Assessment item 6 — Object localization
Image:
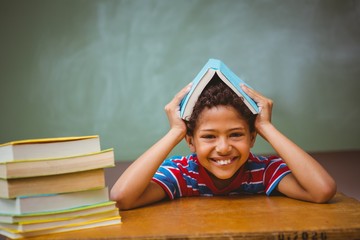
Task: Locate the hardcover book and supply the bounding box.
[0,136,101,163]
[180,59,259,120]
[0,149,114,179]
[0,206,120,233]
[0,135,121,239]
[0,201,117,224]
[0,169,105,198]
[0,216,121,239]
[0,187,110,216]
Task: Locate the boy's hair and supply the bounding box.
[186,75,256,136]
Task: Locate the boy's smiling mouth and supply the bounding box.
[210,157,238,166]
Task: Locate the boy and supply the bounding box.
[110,78,336,210]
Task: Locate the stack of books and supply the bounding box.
[0,135,120,239]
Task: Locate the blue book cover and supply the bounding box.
[180,59,259,120]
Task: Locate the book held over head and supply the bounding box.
[180,58,259,120]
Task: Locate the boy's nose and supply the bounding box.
[215,138,232,155]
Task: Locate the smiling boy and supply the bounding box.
[110,78,336,210]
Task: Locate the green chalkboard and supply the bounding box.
[1,0,359,161]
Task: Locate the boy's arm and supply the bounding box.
[242,85,337,203]
[110,84,192,210]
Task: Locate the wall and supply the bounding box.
[1,0,359,161]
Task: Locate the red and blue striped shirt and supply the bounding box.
[152,153,291,200]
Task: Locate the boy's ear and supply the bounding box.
[185,135,196,152]
[250,132,257,148]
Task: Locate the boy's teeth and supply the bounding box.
[217,159,231,165]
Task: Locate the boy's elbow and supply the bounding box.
[110,187,134,210]
[109,187,120,202]
[313,180,337,203]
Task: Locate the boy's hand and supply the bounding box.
[242,85,336,204]
[164,83,192,137]
[111,82,192,210]
[241,84,273,133]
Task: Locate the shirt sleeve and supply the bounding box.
[263,157,291,195]
[151,159,185,200]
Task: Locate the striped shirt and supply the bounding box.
[152,153,291,200]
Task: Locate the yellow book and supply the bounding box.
[0,201,117,224]
[0,207,120,232]
[0,216,121,239]
[0,169,105,198]
[0,149,114,179]
[0,135,101,163]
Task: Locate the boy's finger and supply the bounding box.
[174,82,192,103]
[241,84,264,102]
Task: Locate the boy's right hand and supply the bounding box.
[164,83,192,137]
[111,82,192,210]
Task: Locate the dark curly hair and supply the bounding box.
[186,74,256,136]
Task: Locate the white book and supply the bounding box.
[0,135,101,163]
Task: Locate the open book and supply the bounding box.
[180,59,259,120]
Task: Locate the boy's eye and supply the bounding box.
[201,134,216,139]
[230,132,244,138]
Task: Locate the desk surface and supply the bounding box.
[15,193,360,239]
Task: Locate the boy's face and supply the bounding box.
[186,105,256,184]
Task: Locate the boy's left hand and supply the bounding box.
[242,85,336,204]
[241,84,273,132]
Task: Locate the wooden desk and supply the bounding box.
[7,193,360,239]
